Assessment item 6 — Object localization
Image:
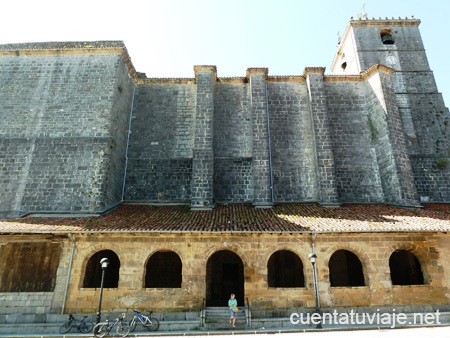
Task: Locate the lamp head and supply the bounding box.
[100,257,110,269]
[308,252,317,263]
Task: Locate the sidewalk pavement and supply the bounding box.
[0,309,449,338]
[0,321,449,338]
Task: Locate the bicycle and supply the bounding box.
[59,314,93,334]
[129,309,160,332]
[92,313,130,337]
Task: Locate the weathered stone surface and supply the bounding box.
[1,232,445,314]
[2,17,450,217]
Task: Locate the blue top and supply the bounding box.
[228,298,237,309]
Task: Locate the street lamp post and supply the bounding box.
[96,257,110,325]
[308,252,322,329]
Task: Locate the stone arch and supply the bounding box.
[260,243,304,266]
[80,243,119,269]
[383,242,429,279]
[322,243,374,277]
[329,249,365,287]
[267,250,305,287]
[260,242,313,287]
[82,249,120,288]
[143,247,184,266]
[389,249,425,285]
[388,242,425,257]
[205,249,244,306]
[145,250,182,288]
[203,243,249,266]
[380,28,394,45]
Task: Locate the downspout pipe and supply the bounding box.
[265,83,275,204]
[121,84,136,201]
[61,234,76,314]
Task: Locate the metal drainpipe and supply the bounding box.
[265,83,275,204]
[121,84,136,201]
[61,234,76,314]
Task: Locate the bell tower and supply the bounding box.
[331,15,450,202]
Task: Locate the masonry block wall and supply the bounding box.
[40,232,449,313]
[191,66,216,209]
[1,17,450,217]
[267,80,318,202]
[126,66,422,208]
[214,81,253,202]
[0,42,134,218]
[332,18,450,203]
[326,78,384,203]
[365,68,419,206]
[124,81,196,202]
[1,218,449,315]
[305,68,340,205]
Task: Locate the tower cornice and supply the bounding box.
[349,17,420,28]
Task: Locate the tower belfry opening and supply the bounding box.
[381,29,395,44]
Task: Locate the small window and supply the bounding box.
[329,250,365,287]
[145,251,182,288]
[268,250,305,287]
[341,62,347,70]
[380,29,394,45]
[389,250,424,285]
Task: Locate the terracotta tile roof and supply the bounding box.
[0,203,449,234]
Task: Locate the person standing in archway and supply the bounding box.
[228,293,238,327]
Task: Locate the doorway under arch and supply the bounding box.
[206,250,244,306]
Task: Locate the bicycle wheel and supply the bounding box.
[59,322,72,334]
[128,318,137,332]
[93,322,108,338]
[80,321,94,333]
[145,317,160,331]
[116,322,130,337]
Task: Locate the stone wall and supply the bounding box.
[268,81,318,202]
[332,19,450,203]
[123,82,196,202]
[2,18,450,218]
[326,80,383,203]
[0,293,54,315]
[214,82,253,202]
[0,44,134,217]
[191,67,216,209]
[126,66,423,207]
[2,231,444,314]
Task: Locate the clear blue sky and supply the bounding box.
[1,0,449,105]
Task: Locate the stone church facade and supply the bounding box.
[0,17,450,319]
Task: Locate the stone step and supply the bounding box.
[204,306,247,313]
[201,306,249,330]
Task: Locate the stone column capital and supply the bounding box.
[303,67,326,77]
[246,68,268,79]
[194,65,217,80]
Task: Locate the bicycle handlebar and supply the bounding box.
[132,309,152,315]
